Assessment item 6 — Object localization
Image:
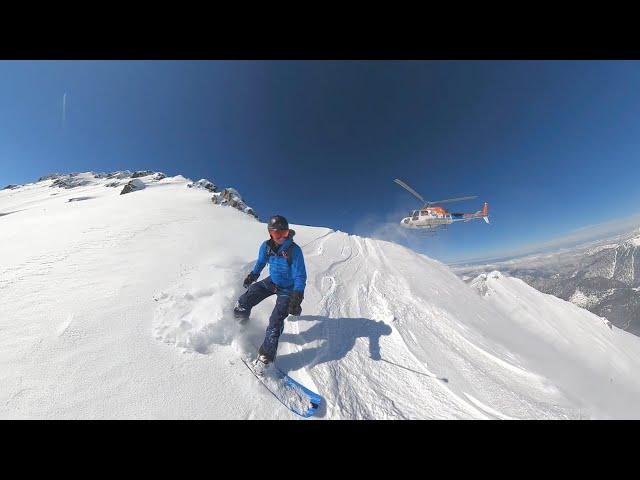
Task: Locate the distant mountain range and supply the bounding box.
[453,228,640,336]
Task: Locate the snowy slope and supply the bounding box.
[469,272,640,419]
[452,228,640,335]
[3,172,640,419]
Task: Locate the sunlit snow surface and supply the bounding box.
[3,173,640,419]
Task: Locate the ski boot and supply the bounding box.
[253,347,273,377]
[233,301,249,325]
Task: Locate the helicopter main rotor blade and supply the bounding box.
[427,195,478,205]
[394,178,426,204]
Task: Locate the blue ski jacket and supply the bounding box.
[251,236,306,293]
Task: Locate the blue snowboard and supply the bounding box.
[241,356,322,418]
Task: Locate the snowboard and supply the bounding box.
[241,354,321,418]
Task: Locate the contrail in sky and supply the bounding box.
[62,92,67,127]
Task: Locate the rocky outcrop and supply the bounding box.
[108,170,164,183]
[120,178,146,195]
[211,187,257,219]
[37,173,63,182]
[187,178,217,193]
[50,174,92,189]
[131,170,155,178]
[3,184,20,190]
[106,171,132,180]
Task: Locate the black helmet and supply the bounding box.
[268,215,289,231]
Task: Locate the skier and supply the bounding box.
[234,215,306,374]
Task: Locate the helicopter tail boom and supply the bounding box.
[453,202,489,223]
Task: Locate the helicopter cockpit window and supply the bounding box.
[412,210,419,220]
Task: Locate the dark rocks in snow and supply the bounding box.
[214,187,240,201]
[108,169,160,180]
[131,170,155,178]
[107,170,132,179]
[187,178,217,193]
[182,176,257,220]
[31,170,258,221]
[37,173,63,182]
[120,178,146,195]
[211,187,258,220]
[3,184,20,190]
[50,175,92,189]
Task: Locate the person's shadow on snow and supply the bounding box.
[276,315,392,373]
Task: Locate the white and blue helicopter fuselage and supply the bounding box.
[400,204,489,229]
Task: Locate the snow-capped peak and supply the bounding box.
[626,234,640,247]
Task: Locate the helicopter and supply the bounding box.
[394,178,489,230]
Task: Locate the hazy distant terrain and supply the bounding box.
[453,228,640,335]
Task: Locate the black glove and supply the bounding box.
[288,291,303,316]
[243,272,259,289]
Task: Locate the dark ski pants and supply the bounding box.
[236,277,291,362]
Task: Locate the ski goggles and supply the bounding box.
[269,229,289,239]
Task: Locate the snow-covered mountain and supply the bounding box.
[3,171,640,419]
[453,228,640,336]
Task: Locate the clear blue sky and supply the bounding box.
[2,60,640,263]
